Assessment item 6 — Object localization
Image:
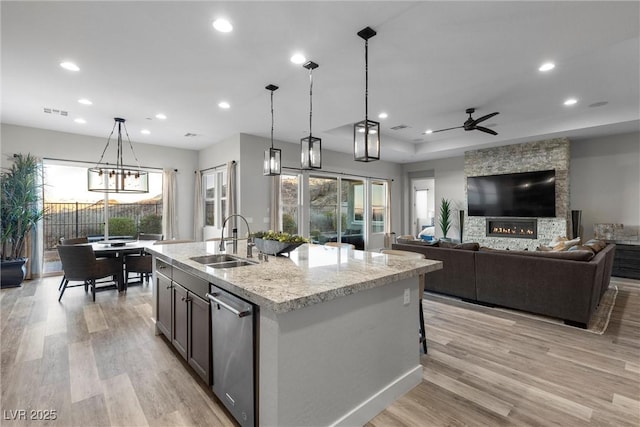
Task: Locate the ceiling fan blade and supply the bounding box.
[472,112,499,125]
[474,126,498,136]
[431,125,463,133]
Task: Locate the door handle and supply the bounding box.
[206,292,252,318]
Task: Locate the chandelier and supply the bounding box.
[87,117,149,193]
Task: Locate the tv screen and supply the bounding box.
[467,170,556,217]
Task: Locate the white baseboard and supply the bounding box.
[330,364,423,427]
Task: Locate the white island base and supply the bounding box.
[258,277,422,426]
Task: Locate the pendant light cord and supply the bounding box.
[309,68,313,137]
[364,38,369,121]
[270,90,275,149]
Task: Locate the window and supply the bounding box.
[371,181,387,233]
[280,174,300,235]
[204,168,227,227]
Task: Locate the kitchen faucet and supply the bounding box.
[219,214,254,258]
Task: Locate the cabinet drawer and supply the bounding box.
[156,259,172,279]
[173,266,209,299]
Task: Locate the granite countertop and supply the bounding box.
[146,241,442,314]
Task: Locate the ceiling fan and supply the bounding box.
[431,108,500,135]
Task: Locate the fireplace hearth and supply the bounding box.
[486,219,537,239]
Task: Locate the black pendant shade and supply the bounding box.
[264,84,281,176]
[354,26,380,162]
[301,61,322,170]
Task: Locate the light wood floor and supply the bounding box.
[1,276,638,426]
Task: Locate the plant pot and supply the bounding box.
[1,258,27,288]
[254,238,303,256]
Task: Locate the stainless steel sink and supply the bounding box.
[190,254,258,268]
[207,260,258,268]
[190,254,239,264]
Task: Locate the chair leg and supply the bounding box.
[58,275,66,291]
[91,280,96,302]
[58,279,69,302]
[419,299,427,354]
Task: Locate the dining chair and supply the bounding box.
[57,244,122,302]
[124,233,164,287]
[381,249,428,354]
[57,236,89,291]
[324,242,355,250]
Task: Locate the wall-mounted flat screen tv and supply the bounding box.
[467,170,556,217]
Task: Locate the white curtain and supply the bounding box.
[270,175,280,231]
[193,170,203,241]
[162,168,178,239]
[226,161,237,235]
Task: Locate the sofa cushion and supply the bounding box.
[584,239,606,253]
[480,247,594,261]
[437,241,480,251]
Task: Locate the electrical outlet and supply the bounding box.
[403,288,410,305]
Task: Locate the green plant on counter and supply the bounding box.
[252,230,309,243]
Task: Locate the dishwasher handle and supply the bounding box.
[206,292,252,318]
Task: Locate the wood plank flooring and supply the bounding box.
[2,275,639,426]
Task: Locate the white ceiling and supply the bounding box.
[2,1,639,164]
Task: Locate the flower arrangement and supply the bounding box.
[252,231,308,255]
[252,230,309,244]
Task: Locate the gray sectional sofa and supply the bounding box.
[392,241,616,327]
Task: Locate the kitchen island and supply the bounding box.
[146,241,442,427]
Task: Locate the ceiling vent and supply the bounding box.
[184,133,199,137]
[390,124,410,131]
[43,107,68,116]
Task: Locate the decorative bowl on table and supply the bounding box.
[252,231,308,256]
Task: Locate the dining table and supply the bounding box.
[91,239,158,291]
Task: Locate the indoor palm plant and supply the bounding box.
[1,153,45,287]
[438,198,452,240]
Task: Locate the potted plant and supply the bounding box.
[1,153,45,287]
[252,230,309,256]
[438,198,452,240]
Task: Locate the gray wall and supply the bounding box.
[403,131,640,244]
[1,124,199,240]
[570,132,640,240]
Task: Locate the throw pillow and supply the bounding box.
[549,235,568,247]
[563,237,581,250]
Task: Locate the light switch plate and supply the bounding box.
[403,288,410,305]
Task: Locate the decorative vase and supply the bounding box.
[0,258,27,288]
[254,238,303,256]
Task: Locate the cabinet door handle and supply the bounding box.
[206,293,252,318]
[166,285,172,290]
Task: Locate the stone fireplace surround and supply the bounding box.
[463,139,570,250]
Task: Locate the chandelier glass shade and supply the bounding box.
[354,26,380,162]
[87,117,149,193]
[301,61,321,170]
[264,84,281,176]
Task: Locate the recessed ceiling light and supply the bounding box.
[218,101,230,109]
[155,113,167,120]
[564,98,578,106]
[425,129,433,134]
[378,112,388,119]
[212,18,233,33]
[539,62,555,72]
[141,129,151,135]
[74,118,86,124]
[290,53,306,64]
[78,98,92,105]
[60,61,80,71]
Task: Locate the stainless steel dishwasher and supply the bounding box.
[206,285,255,427]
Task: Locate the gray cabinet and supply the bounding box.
[171,283,189,360]
[155,261,211,385]
[156,260,172,338]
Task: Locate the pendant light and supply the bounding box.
[353,26,380,162]
[301,61,321,169]
[263,84,281,176]
[87,117,149,193]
